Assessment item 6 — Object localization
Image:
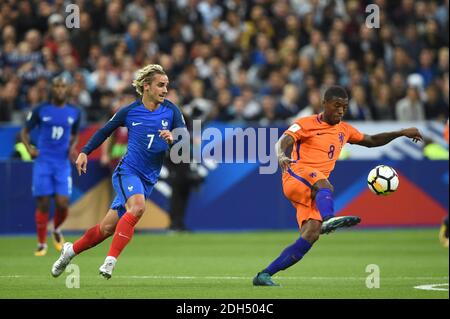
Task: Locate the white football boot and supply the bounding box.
[99,256,117,279]
[51,242,75,277]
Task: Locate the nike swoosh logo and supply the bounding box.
[118,232,130,239]
[132,122,143,126]
[42,117,52,121]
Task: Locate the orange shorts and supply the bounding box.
[282,166,327,229]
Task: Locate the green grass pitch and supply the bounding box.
[0,229,448,299]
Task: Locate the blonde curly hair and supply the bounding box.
[132,64,166,96]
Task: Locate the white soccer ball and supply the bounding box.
[367,165,399,196]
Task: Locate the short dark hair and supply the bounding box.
[324,85,348,101]
[52,76,68,85]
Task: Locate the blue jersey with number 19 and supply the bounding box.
[81,99,186,184]
[26,103,81,161]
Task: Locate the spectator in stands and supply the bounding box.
[424,84,449,120]
[275,84,300,120]
[372,84,396,121]
[0,0,448,126]
[290,88,322,120]
[347,85,373,121]
[417,48,438,87]
[258,95,278,126]
[0,79,19,122]
[396,86,426,121]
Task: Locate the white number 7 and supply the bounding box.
[147,134,155,149]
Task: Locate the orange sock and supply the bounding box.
[73,224,107,254]
[107,212,139,258]
[35,210,48,244]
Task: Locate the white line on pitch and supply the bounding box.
[0,275,448,281]
[414,283,449,291]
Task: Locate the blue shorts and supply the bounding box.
[110,170,154,217]
[32,158,72,197]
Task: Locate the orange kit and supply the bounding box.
[282,114,364,228]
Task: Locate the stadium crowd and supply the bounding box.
[0,0,448,126]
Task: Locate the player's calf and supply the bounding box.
[314,187,335,221]
[301,219,321,243]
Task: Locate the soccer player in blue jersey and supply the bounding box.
[20,77,81,256]
[51,64,187,279]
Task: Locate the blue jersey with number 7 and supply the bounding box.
[82,99,186,184]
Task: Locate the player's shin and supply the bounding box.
[107,212,140,258]
[35,210,49,245]
[263,237,313,276]
[53,207,68,231]
[315,188,335,220]
[73,224,108,254]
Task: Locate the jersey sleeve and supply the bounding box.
[71,108,81,135]
[171,104,186,130]
[25,106,42,130]
[345,123,364,144]
[81,106,129,155]
[283,120,308,142]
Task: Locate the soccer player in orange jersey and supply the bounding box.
[253,85,423,286]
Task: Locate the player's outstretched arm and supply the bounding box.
[20,127,39,158]
[69,134,79,162]
[75,152,88,175]
[355,127,423,148]
[275,134,296,173]
[78,107,128,174]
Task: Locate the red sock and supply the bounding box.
[35,210,49,244]
[108,212,139,258]
[73,224,107,254]
[53,207,68,230]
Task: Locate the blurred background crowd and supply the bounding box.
[0,0,448,127]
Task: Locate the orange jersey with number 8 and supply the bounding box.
[284,114,364,178]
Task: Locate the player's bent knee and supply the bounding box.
[303,230,320,244]
[313,183,334,193]
[101,224,116,237]
[130,203,146,217]
[37,198,50,212]
[301,220,322,243]
[37,205,50,213]
[55,203,69,211]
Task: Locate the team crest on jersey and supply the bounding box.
[338,132,345,146]
[161,119,168,129]
[68,116,74,125]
